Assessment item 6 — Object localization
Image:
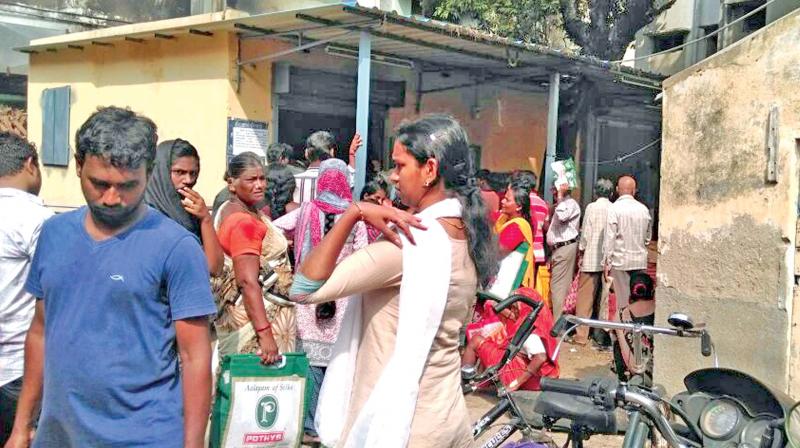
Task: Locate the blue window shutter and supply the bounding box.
[41,86,70,166]
[41,88,55,164]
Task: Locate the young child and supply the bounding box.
[462,288,560,391]
[612,271,656,385]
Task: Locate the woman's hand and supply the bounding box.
[179,187,211,222]
[353,201,426,247]
[256,329,281,364]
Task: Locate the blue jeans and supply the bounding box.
[303,366,326,437]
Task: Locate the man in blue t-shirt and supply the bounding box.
[5,107,216,448]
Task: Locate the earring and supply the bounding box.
[424,180,431,188]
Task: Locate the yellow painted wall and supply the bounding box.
[27,31,239,210]
[227,35,273,125]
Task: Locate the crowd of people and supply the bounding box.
[0,105,654,448]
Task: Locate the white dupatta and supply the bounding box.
[315,198,463,448]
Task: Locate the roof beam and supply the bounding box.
[238,29,355,66]
[295,13,521,67]
[189,29,214,37]
[234,23,276,36]
[252,28,474,73]
[240,18,379,41]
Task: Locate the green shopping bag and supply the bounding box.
[551,158,579,190]
[210,353,311,448]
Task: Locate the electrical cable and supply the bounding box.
[0,0,133,24]
[584,139,660,166]
[612,0,777,64]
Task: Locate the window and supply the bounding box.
[652,32,687,52]
[702,25,719,57]
[730,1,767,33]
[40,86,71,167]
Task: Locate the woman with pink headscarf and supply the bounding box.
[273,158,367,442]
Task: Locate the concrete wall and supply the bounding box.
[634,0,695,76]
[656,9,800,394]
[25,29,275,211]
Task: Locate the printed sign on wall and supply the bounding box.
[227,118,269,162]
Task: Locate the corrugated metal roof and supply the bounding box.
[18,3,663,89]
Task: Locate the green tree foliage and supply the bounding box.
[417,0,673,60]
[431,0,561,45]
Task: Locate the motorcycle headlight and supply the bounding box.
[700,400,741,440]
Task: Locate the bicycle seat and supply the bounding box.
[531,391,619,434]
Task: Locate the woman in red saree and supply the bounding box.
[463,287,560,391]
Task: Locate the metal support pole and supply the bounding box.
[543,72,560,203]
[354,31,371,198]
[684,0,703,68]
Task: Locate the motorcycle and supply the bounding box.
[466,306,800,448]
[534,314,797,448]
[537,367,795,448]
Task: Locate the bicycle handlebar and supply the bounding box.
[470,297,545,383]
[540,377,595,397]
[540,377,690,448]
[493,293,540,314]
[551,315,707,338]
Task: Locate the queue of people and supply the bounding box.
[0,104,655,448]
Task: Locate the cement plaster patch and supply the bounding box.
[658,215,787,304]
[653,291,789,395]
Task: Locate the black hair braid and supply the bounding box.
[323,212,336,234]
[397,114,498,287]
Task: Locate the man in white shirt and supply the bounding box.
[0,132,52,444]
[546,184,581,317]
[603,175,652,309]
[574,179,613,345]
[293,131,359,204]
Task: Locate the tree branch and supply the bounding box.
[559,0,591,49]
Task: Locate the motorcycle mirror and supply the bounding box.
[461,365,477,381]
[668,312,695,330]
[787,402,800,448]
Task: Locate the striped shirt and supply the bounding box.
[546,196,581,245]
[603,195,652,271]
[529,192,549,263]
[293,165,355,204]
[579,197,611,272]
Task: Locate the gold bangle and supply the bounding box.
[352,201,365,221]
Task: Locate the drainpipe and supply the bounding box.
[543,72,560,203]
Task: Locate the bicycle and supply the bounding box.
[530,312,719,448]
[463,291,561,448]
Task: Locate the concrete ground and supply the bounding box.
[468,343,624,448]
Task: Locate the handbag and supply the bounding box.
[210,353,311,448]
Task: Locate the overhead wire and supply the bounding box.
[612,0,777,64]
[0,0,133,24]
[582,139,661,166]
